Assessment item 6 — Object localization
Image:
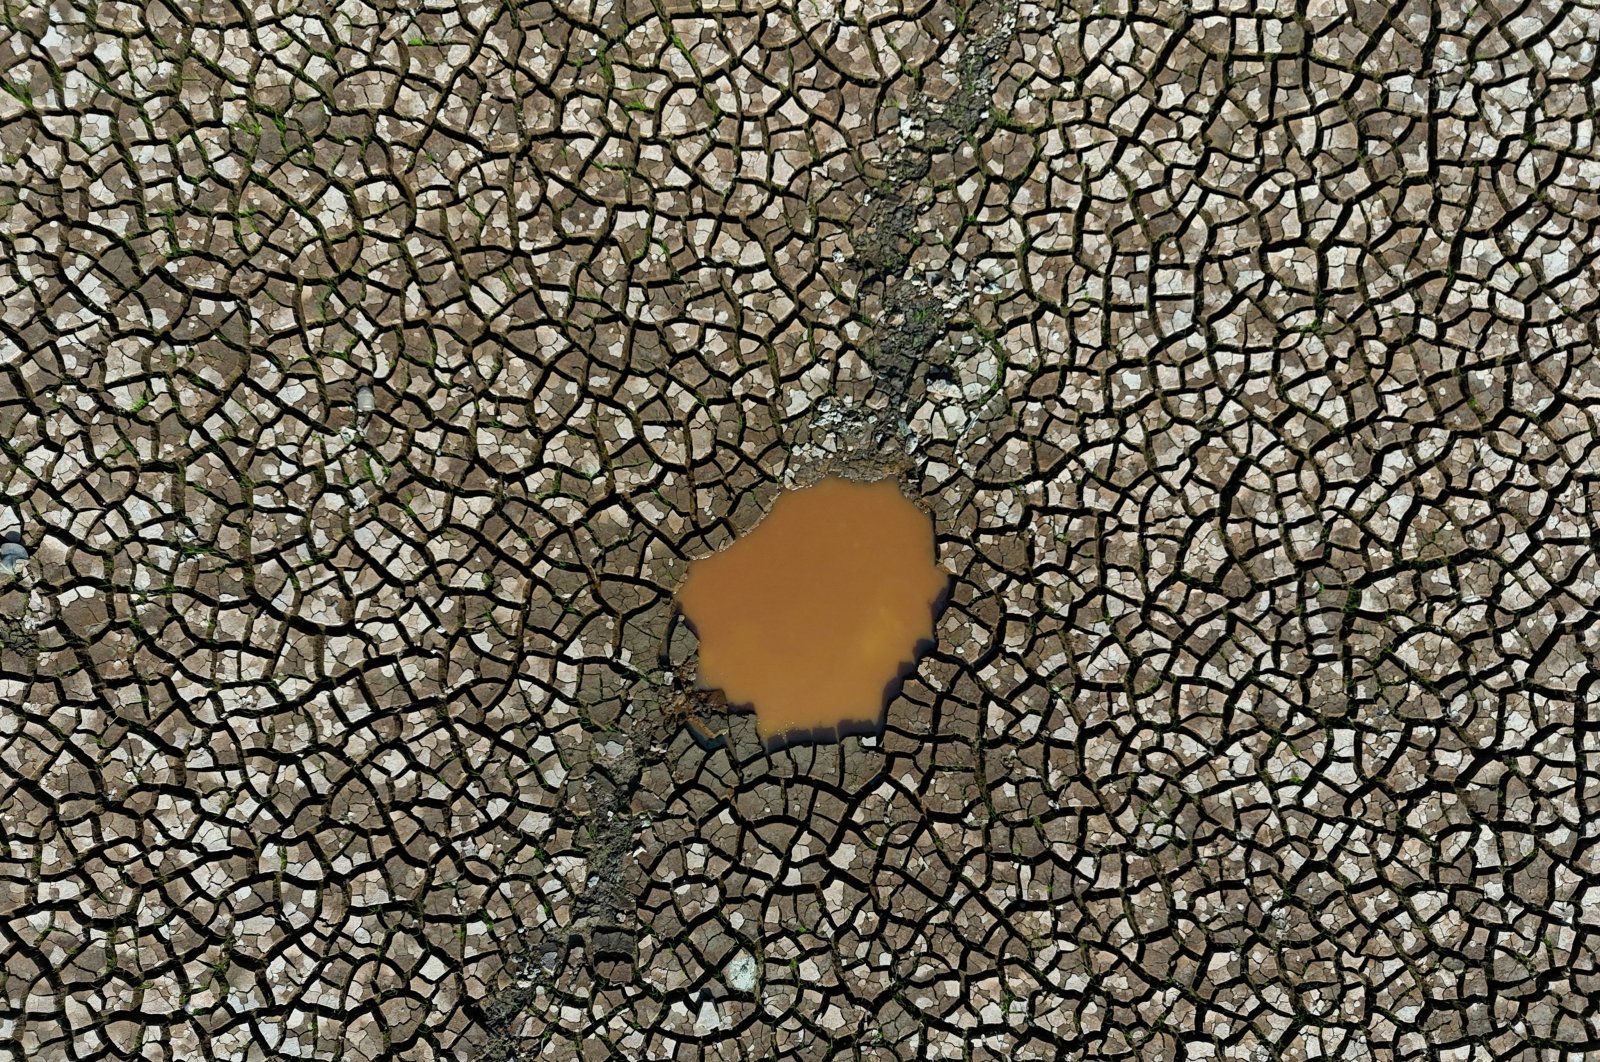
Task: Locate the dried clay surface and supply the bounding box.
[1,0,1599,1060]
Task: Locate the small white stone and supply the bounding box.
[0,542,26,574]
[725,952,758,993]
[694,998,723,1034]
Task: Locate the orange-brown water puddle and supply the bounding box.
[676,477,948,744]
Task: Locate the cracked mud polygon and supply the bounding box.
[3,1,1600,1060]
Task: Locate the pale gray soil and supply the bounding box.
[2,1,1599,1059]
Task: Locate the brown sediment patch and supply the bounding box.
[675,476,948,746]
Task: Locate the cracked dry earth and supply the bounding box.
[3,0,1600,1059]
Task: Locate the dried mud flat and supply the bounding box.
[2,0,1599,1059]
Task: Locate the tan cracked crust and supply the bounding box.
[2,0,1599,1059]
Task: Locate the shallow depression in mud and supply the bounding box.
[675,477,949,745]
